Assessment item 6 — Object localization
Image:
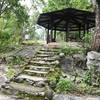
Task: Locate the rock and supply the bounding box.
[0,93,15,100]
[73,53,86,61]
[0,65,8,73]
[39,92,45,96]
[52,95,100,100]
[50,68,55,72]
[87,51,100,60]
[52,95,84,100]
[45,85,54,100]
[53,60,59,65]
[5,82,45,96]
[86,98,100,100]
[59,53,65,57]
[60,56,73,73]
[53,95,70,100]
[72,53,86,69]
[0,76,7,87]
[0,65,8,87]
[0,59,2,64]
[6,56,14,63]
[87,51,100,71]
[36,81,46,87]
[60,53,86,73]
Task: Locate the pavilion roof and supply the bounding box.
[37,8,95,31]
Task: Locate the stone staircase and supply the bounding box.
[1,48,64,99]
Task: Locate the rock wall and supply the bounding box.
[87,51,100,71]
[60,53,86,78]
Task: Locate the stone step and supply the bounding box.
[30,60,59,66]
[32,57,57,62]
[24,70,48,75]
[16,74,46,82]
[0,92,16,100]
[40,48,58,52]
[36,54,53,57]
[7,82,45,96]
[37,51,59,55]
[33,56,60,60]
[28,65,50,70]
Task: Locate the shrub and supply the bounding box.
[82,34,93,51]
[81,68,100,87]
[81,69,93,85]
[55,78,73,93]
[76,82,93,94]
[6,69,16,79]
[59,46,85,55]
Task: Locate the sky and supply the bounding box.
[21,0,33,15]
[21,0,32,9]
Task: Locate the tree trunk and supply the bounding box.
[93,1,100,52]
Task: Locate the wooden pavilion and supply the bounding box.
[37,8,95,43]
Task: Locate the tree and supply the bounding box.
[43,0,92,12]
[0,0,29,50]
[0,0,28,24]
[93,0,100,51]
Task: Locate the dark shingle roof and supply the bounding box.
[37,8,95,31]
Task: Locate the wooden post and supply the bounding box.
[79,25,81,39]
[50,29,53,42]
[54,27,56,42]
[66,24,69,42]
[47,28,50,44]
[87,23,89,34]
[83,24,86,37]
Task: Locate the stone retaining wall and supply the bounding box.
[87,51,100,71]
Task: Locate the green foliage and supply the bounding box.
[22,40,39,45]
[0,0,29,51]
[95,89,100,94]
[10,57,24,65]
[6,68,16,79]
[47,68,62,89]
[43,0,92,12]
[0,16,23,50]
[59,46,85,55]
[81,68,100,87]
[0,0,29,24]
[82,34,93,51]
[48,68,61,78]
[81,69,93,86]
[55,78,73,93]
[76,82,93,94]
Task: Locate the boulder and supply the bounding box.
[87,51,100,60]
[52,95,100,100]
[60,56,73,73]
[0,65,8,74]
[0,59,2,64]
[52,95,84,100]
[0,76,7,87]
[72,53,86,69]
[6,56,14,63]
[60,53,86,76]
[59,53,65,57]
[0,65,8,87]
[86,98,100,100]
[87,51,100,71]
